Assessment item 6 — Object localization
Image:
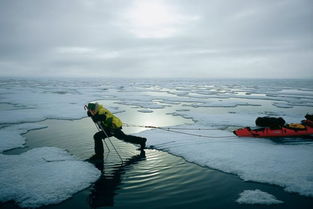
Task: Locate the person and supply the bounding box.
[86,102,147,160]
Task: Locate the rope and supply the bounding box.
[156,127,235,139]
[124,123,235,139]
[85,106,235,153]
[123,123,217,130]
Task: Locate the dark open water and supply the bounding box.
[2,117,313,209]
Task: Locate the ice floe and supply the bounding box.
[116,100,165,109]
[0,147,100,208]
[0,123,47,152]
[184,99,261,108]
[139,124,313,197]
[236,189,283,205]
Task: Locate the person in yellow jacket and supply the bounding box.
[87,102,147,160]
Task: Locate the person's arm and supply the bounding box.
[87,111,106,122]
[93,114,107,121]
[87,110,93,117]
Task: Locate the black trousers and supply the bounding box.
[93,127,146,155]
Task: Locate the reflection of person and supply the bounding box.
[89,150,146,208]
[87,102,147,160]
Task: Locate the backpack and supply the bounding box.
[305,114,313,121]
[255,117,286,128]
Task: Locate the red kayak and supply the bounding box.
[234,124,313,137]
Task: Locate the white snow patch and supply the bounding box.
[0,123,47,152]
[173,111,305,128]
[279,89,313,96]
[236,189,283,205]
[116,100,165,109]
[185,100,260,108]
[139,124,313,197]
[0,147,100,208]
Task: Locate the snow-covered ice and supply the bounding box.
[0,147,100,208]
[139,125,313,196]
[236,189,283,205]
[0,123,47,152]
[0,78,313,207]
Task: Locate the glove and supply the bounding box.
[91,116,97,123]
[87,111,98,123]
[92,114,107,122]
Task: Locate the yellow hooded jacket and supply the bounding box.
[96,104,123,129]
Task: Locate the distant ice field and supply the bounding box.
[0,78,312,207]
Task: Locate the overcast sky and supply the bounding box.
[0,0,312,79]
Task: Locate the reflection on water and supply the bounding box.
[97,100,194,134]
[89,150,146,208]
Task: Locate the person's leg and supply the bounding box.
[113,129,147,149]
[93,127,115,155]
[93,131,105,156]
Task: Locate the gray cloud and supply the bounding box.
[0,0,312,78]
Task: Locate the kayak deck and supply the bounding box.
[233,125,313,137]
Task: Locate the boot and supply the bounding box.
[87,154,104,163]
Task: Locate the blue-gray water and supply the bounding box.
[2,117,313,209]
